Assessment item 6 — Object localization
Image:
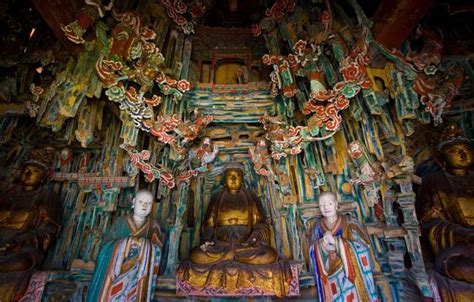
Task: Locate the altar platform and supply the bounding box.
[153,287,318,302]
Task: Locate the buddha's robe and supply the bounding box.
[309,215,377,302]
[0,186,60,267]
[87,215,162,302]
[418,171,474,256]
[0,186,60,301]
[417,171,474,301]
[177,187,296,297]
[189,187,276,265]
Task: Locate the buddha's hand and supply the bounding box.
[454,226,474,244]
[243,237,258,247]
[463,229,474,244]
[0,241,19,253]
[200,241,214,252]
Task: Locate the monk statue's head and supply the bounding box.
[20,147,55,191]
[223,163,244,194]
[132,189,154,219]
[437,124,473,175]
[318,192,338,219]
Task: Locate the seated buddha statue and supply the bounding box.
[177,163,298,297]
[0,147,60,301]
[417,125,474,301]
[189,165,277,265]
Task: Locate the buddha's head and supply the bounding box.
[132,189,154,219]
[319,192,338,219]
[19,163,48,191]
[437,125,473,175]
[20,147,55,191]
[224,167,244,194]
[440,141,473,174]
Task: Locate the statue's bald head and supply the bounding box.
[318,192,338,219]
[132,189,154,218]
[135,189,154,201]
[318,191,337,202]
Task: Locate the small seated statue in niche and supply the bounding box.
[177,163,298,297]
[0,147,60,301]
[417,125,474,301]
[87,190,163,302]
[309,192,377,302]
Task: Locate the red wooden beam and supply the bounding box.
[372,0,435,49]
[31,0,82,54]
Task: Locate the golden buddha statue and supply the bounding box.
[189,166,277,265]
[417,125,474,301]
[177,163,298,297]
[0,147,60,301]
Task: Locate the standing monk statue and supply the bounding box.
[87,189,163,302]
[309,192,378,302]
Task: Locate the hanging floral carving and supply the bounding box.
[122,136,219,187]
[57,4,206,186]
[61,6,102,44]
[302,41,371,132]
[375,25,465,125]
[250,24,262,37]
[262,40,322,98]
[413,65,464,125]
[149,110,213,158]
[26,83,44,118]
[121,144,176,188]
[259,114,336,160]
[249,139,275,177]
[406,28,464,125]
[176,138,219,183]
[262,55,297,97]
[265,0,296,23]
[160,0,209,34]
[74,8,193,132]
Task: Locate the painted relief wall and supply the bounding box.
[0,0,473,301]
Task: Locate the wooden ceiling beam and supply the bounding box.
[371,0,435,49]
[31,0,82,54]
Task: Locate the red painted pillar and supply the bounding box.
[371,0,435,49]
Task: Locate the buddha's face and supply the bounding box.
[133,192,153,219]
[19,164,47,191]
[319,193,338,219]
[224,169,243,193]
[441,142,473,170]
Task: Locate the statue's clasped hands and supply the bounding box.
[322,232,336,252]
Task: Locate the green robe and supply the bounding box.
[87,215,162,302]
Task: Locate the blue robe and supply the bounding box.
[87,215,162,302]
[309,215,377,302]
